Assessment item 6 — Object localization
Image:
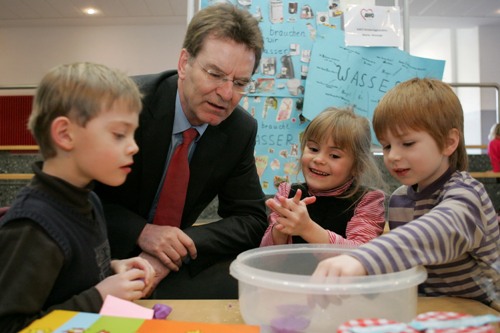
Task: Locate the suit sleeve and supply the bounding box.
[184,111,268,274]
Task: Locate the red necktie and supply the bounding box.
[153,128,198,227]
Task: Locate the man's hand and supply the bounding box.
[139,252,171,297]
[138,224,197,271]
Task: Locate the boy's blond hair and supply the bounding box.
[372,77,468,171]
[301,107,386,197]
[28,62,142,159]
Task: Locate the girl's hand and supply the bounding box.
[270,189,326,242]
[266,189,316,217]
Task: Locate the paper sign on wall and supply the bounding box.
[344,5,401,47]
[303,28,445,145]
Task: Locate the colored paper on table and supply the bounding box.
[20,310,78,332]
[136,319,260,333]
[20,307,260,333]
[99,294,154,319]
[53,312,100,332]
[85,315,145,333]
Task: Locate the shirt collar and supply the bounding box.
[174,92,208,137]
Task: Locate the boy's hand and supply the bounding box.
[312,254,367,280]
[309,255,368,308]
[96,268,148,301]
[111,257,156,298]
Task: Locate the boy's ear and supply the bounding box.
[51,116,74,151]
[443,128,460,157]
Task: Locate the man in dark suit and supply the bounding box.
[94,3,267,299]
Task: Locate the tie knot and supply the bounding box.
[183,128,198,144]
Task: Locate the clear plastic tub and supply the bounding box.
[230,244,427,333]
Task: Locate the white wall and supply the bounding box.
[409,22,500,146]
[479,25,500,114]
[478,25,500,145]
[0,23,186,87]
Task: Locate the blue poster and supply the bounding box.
[240,94,306,192]
[199,1,445,194]
[303,28,446,125]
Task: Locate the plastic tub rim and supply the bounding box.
[229,244,428,295]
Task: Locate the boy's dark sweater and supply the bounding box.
[0,162,109,333]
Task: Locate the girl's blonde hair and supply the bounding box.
[372,77,468,171]
[300,107,386,197]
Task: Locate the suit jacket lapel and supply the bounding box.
[139,74,178,206]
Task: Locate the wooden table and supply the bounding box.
[470,171,500,179]
[137,297,499,325]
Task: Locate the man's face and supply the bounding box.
[177,37,256,126]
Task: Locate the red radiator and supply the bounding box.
[0,96,36,146]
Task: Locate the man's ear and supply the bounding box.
[51,116,74,151]
[177,48,190,80]
[443,128,460,157]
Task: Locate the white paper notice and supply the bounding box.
[344,5,401,47]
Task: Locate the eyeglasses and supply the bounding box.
[195,59,251,95]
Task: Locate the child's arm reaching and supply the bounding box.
[312,254,367,280]
[309,254,368,308]
[95,257,155,301]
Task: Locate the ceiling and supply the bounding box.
[0,0,188,26]
[0,0,499,27]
